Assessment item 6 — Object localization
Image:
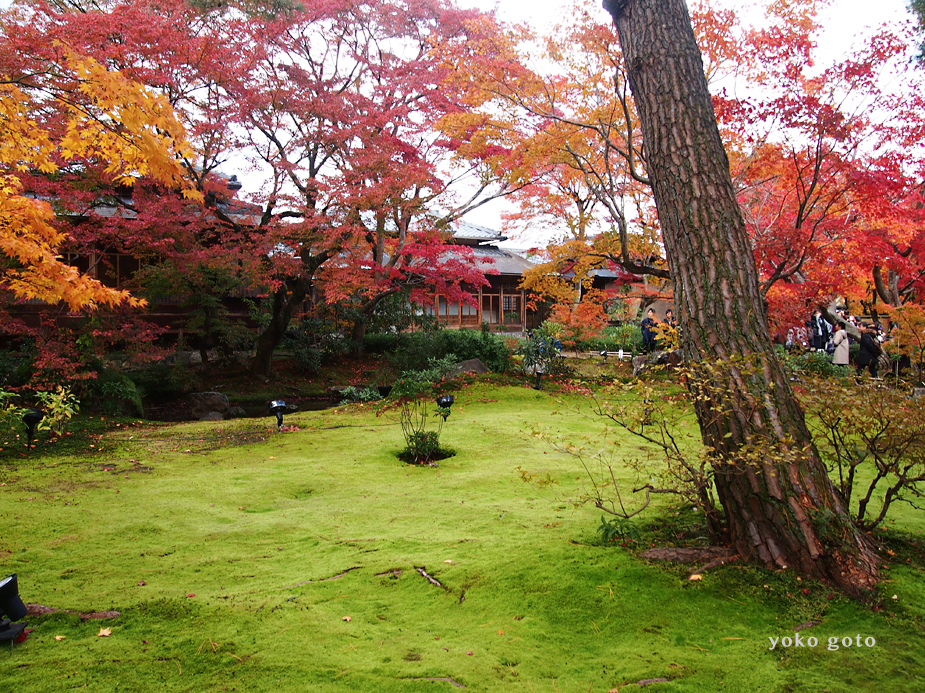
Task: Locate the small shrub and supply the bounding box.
[403,431,440,462]
[35,386,79,435]
[391,357,457,465]
[597,516,641,545]
[0,389,26,442]
[519,322,570,378]
[292,342,323,372]
[284,318,349,373]
[801,377,925,531]
[86,370,144,416]
[339,386,382,405]
[128,362,191,401]
[0,350,33,389]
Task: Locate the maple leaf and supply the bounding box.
[97,627,112,637]
[54,635,66,641]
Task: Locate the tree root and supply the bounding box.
[641,546,739,575]
[321,566,362,581]
[410,678,465,688]
[641,546,736,564]
[414,566,448,590]
[26,604,120,620]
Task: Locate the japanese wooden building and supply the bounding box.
[424,221,541,332]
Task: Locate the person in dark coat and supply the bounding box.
[641,308,658,353]
[856,323,882,378]
[807,309,831,351]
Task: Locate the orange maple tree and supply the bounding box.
[0,45,195,310]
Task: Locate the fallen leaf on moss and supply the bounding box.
[54,635,66,641]
[342,616,352,622]
[98,628,112,637]
[689,574,703,581]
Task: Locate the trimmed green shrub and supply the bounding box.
[777,346,846,378]
[576,324,644,354]
[366,328,513,373]
[362,333,400,354]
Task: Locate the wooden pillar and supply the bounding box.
[500,285,504,327]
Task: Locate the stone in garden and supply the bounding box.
[190,392,231,419]
[452,358,489,376]
[632,354,649,376]
[199,411,224,421]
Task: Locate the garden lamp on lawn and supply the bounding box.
[436,395,454,421]
[0,574,28,645]
[269,400,286,431]
[22,409,44,448]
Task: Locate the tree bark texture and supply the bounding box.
[603,0,879,595]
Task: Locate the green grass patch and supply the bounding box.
[1,381,924,691]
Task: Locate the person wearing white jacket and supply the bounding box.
[831,323,850,368]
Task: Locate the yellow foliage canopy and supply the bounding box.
[0,46,197,310]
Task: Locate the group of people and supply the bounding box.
[639,305,887,378]
[807,309,884,378]
[640,307,676,353]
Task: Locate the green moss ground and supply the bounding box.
[2,381,924,691]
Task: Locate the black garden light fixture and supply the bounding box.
[22,408,44,447]
[268,400,286,430]
[435,395,454,421]
[0,574,28,644]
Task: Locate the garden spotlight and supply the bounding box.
[435,395,454,421]
[268,400,286,430]
[0,574,28,644]
[22,409,44,447]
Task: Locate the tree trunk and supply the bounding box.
[350,316,368,357]
[250,250,332,379]
[348,287,401,357]
[250,278,308,379]
[603,0,879,596]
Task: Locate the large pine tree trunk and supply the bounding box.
[603,0,879,595]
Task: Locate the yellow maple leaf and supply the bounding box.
[97,627,112,637]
